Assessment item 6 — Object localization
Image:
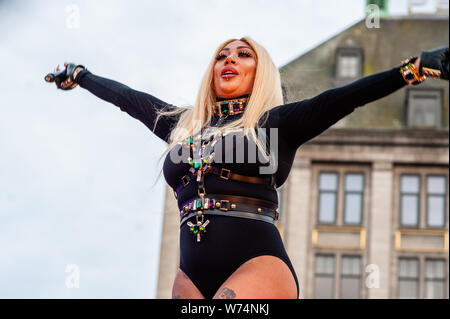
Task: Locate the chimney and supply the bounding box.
[366,0,389,17]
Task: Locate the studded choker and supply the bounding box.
[213,95,249,117]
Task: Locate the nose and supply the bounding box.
[225,54,237,65]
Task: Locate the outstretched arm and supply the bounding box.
[74,69,179,143]
[274,64,409,149]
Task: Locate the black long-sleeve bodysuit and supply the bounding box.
[75,65,407,299]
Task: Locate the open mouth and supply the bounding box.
[221,73,238,79]
[221,67,239,79]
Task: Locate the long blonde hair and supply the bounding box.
[151,36,284,187]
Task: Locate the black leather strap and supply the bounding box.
[174,165,276,197]
[179,194,279,225]
[180,208,276,226]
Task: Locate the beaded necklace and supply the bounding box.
[177,115,229,241]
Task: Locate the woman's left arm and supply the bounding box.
[275,64,409,149]
[276,45,449,150]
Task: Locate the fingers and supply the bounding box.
[53,62,75,89]
[60,77,73,89]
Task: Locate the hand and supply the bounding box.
[419,46,449,80]
[44,62,86,90]
[59,62,84,89]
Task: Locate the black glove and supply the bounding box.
[44,62,86,90]
[419,46,449,80]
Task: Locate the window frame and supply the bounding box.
[424,258,447,299]
[395,167,449,230]
[313,254,336,299]
[397,257,420,299]
[312,252,365,299]
[425,174,448,229]
[314,165,370,227]
[334,47,364,80]
[404,87,443,129]
[339,255,362,299]
[343,172,365,226]
[395,254,449,299]
[317,171,339,225]
[399,173,421,228]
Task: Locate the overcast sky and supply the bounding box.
[0,0,413,298]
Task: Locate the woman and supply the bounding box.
[46,37,448,299]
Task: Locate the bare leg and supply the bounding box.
[212,255,298,299]
[172,268,205,299]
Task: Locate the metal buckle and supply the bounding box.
[181,175,190,186]
[219,200,229,211]
[220,168,231,180]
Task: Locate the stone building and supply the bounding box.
[156,3,449,299]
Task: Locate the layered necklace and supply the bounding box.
[177,95,249,241]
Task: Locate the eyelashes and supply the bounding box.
[216,50,253,61]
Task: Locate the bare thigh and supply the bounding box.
[171,268,205,299]
[212,255,298,299]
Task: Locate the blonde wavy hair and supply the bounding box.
[151,36,284,187]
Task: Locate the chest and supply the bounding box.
[162,129,275,189]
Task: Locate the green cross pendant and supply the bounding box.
[187,218,210,242]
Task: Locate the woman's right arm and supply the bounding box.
[74,68,179,143]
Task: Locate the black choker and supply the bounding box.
[213,95,249,117]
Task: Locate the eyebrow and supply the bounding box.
[220,46,253,52]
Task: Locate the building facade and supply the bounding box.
[156,6,449,299]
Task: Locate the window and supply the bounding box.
[314,255,335,299]
[426,176,447,228]
[318,172,338,224]
[335,47,362,79]
[314,254,363,299]
[406,89,442,128]
[436,0,449,10]
[397,257,448,299]
[340,256,361,298]
[316,168,367,226]
[398,171,448,229]
[398,258,419,299]
[425,259,446,299]
[338,56,359,78]
[400,175,420,227]
[344,173,364,225]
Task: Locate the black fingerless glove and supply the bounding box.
[44,63,87,90]
[419,46,449,80]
